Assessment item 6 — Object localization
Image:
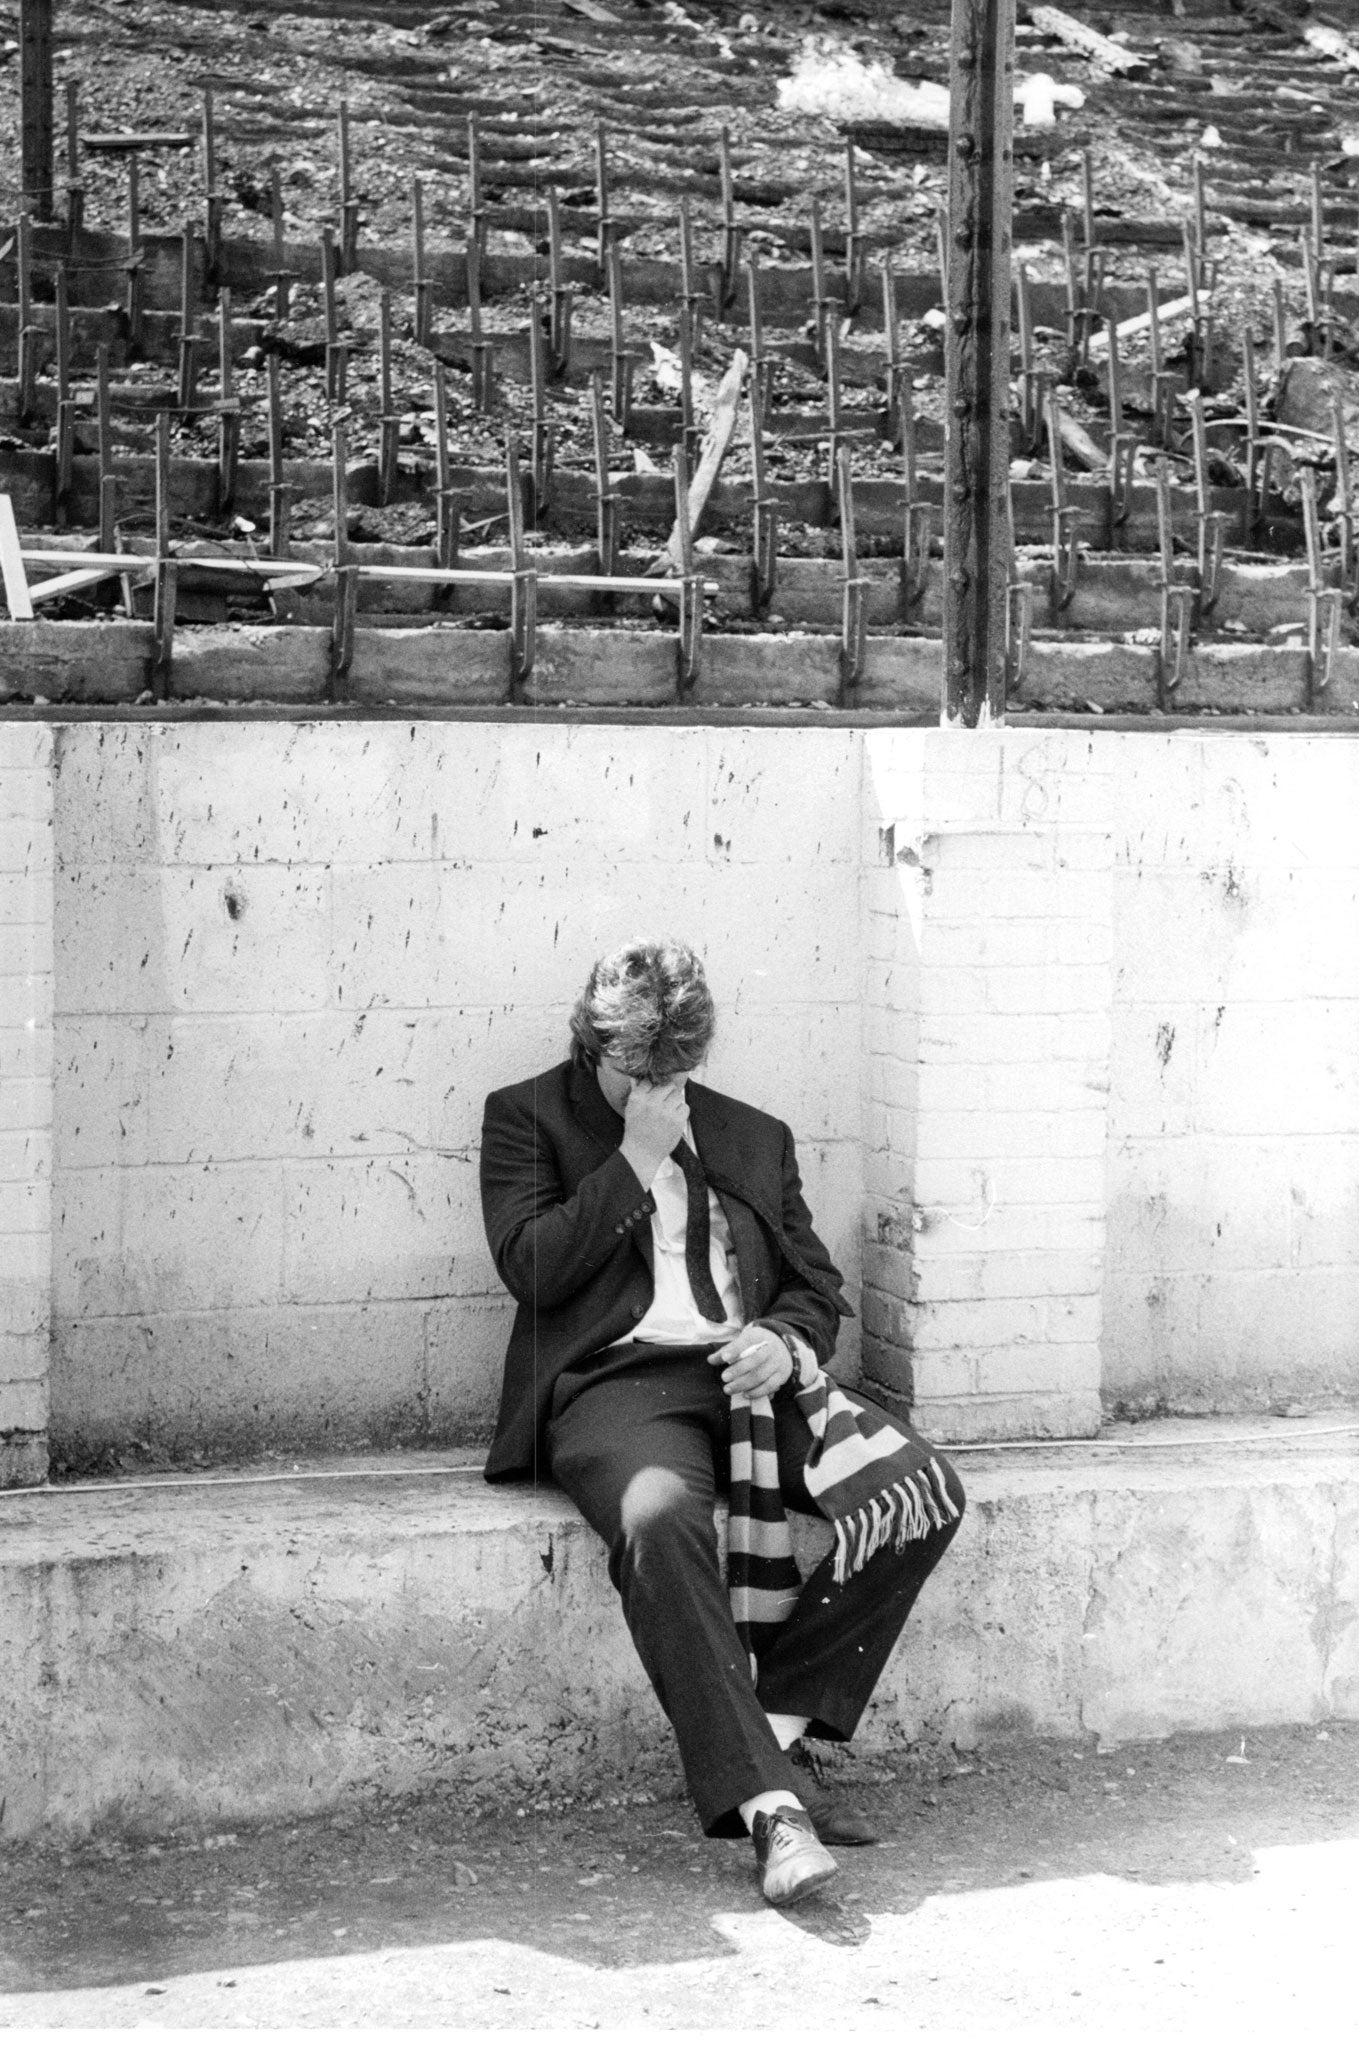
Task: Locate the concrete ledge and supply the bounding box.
[1,1419,1356,1842]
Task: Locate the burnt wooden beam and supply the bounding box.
[20,0,54,219]
[944,0,1015,726]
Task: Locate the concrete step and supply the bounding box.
[2,1417,1355,1843]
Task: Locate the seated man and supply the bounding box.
[480,938,964,1905]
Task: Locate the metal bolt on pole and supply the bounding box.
[943,0,1016,726]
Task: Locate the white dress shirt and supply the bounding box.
[629,1118,745,1344]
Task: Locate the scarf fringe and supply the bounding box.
[830,1457,963,1587]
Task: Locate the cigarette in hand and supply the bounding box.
[727,1342,762,1361]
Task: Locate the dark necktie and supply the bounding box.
[670,1139,727,1323]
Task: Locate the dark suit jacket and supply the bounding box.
[479,1055,854,1481]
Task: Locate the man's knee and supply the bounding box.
[606,1464,717,1591]
[619,1464,707,1549]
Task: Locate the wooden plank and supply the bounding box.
[1027,4,1146,73]
[657,350,748,571]
[1087,295,1194,357]
[80,131,194,152]
[0,496,35,619]
[27,564,141,604]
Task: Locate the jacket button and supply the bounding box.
[614,1223,624,1235]
[630,1301,646,1317]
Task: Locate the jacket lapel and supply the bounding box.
[568,1057,623,1154]
[688,1081,851,1317]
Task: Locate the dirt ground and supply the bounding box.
[2,1720,1356,2034]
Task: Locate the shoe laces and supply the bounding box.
[760,1806,815,1857]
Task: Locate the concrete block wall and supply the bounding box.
[1102,733,1359,1415]
[0,724,53,1485]
[1,716,1353,1476]
[861,731,1111,1441]
[47,722,865,1463]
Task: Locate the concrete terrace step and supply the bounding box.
[2,1419,1356,1844]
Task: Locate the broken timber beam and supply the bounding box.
[19,0,54,220]
[0,494,35,619]
[1025,4,1146,74]
[656,349,747,572]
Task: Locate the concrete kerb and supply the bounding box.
[1,1420,1355,1844]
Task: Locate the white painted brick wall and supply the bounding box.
[0,725,53,1481]
[1102,733,1359,1414]
[34,719,1359,1460]
[860,731,1111,1440]
[49,724,867,1460]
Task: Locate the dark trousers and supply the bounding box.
[546,1345,964,1837]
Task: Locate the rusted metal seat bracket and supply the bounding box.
[1329,391,1359,606]
[1189,395,1227,618]
[837,446,867,701]
[1016,265,1045,458]
[432,363,459,573]
[749,376,777,617]
[591,373,619,581]
[673,440,703,693]
[1300,464,1342,705]
[466,239,493,412]
[899,391,932,613]
[1046,390,1082,611]
[506,441,537,698]
[607,238,633,438]
[527,290,554,523]
[547,186,573,378]
[1154,456,1195,705]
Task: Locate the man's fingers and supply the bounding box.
[725,1372,780,1401]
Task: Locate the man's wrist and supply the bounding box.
[757,1323,808,1391]
[619,1137,664,1190]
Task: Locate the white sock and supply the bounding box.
[766,1712,810,1751]
[739,1788,802,1833]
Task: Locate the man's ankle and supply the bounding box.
[738,1788,803,1834]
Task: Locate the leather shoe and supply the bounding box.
[752,1804,838,1906]
[786,1760,880,1846]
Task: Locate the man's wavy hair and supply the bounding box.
[569,939,716,1081]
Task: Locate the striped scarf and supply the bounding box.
[726,1362,962,1666]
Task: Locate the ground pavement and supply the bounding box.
[2,1723,1356,2038]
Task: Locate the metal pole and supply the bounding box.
[20,0,55,219]
[943,0,1016,726]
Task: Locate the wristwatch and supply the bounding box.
[764,1324,807,1389]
